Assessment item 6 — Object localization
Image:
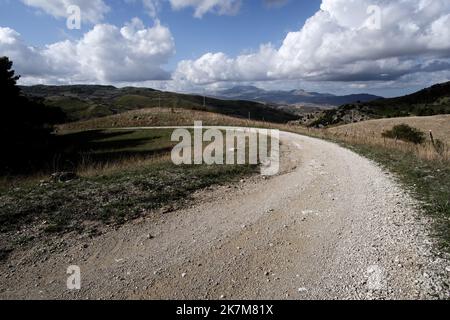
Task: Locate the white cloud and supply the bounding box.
[124,0,162,18]
[169,0,241,18]
[125,0,242,18]
[21,0,110,23]
[0,18,175,83]
[142,0,162,18]
[174,0,450,84]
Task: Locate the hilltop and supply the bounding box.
[310,81,450,127]
[21,85,298,124]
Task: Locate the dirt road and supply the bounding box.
[1,131,448,299]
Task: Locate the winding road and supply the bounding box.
[0,130,447,299]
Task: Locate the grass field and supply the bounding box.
[329,115,450,144]
[0,128,258,255]
[57,107,268,133]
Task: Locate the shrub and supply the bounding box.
[382,124,426,144]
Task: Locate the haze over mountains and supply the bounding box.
[213,85,383,107]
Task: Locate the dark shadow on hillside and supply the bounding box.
[58,130,156,151]
[49,130,172,173]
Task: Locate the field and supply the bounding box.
[57,107,269,133]
[0,128,259,259]
[329,115,450,144]
[58,107,450,163]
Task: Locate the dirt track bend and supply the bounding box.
[1,130,448,300]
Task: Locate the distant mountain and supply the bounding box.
[21,85,299,124]
[213,85,382,106]
[310,81,450,127]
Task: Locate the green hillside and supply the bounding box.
[21,85,298,124]
[311,81,450,127]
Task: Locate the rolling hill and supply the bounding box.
[213,85,382,106]
[310,81,450,127]
[328,115,450,145]
[21,85,299,124]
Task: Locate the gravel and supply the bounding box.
[0,131,448,300]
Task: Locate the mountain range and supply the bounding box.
[213,85,383,107]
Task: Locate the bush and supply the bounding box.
[382,124,426,144]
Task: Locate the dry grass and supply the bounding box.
[0,156,170,190]
[57,108,271,133]
[322,115,450,162]
[320,129,449,162]
[0,172,49,191]
[57,107,449,164]
[329,115,450,144]
[76,153,172,178]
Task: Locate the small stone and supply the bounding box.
[445,266,450,273]
[298,287,307,293]
[181,273,187,278]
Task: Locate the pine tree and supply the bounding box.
[0,57,65,174]
[0,56,21,100]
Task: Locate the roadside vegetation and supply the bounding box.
[381,124,426,144]
[0,128,258,260]
[311,122,450,251]
[343,143,450,250]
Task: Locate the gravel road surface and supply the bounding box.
[1,131,448,299]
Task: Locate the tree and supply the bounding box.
[0,56,21,100]
[0,57,66,174]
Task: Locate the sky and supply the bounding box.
[0,0,449,97]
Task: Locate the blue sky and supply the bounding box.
[0,0,318,69]
[1,0,449,97]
